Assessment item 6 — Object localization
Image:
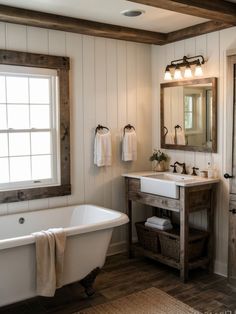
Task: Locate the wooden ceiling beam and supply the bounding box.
[0,5,167,45]
[0,4,232,46]
[130,0,236,25]
[166,21,231,44]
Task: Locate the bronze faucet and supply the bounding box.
[174,161,187,174]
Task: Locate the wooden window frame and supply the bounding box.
[0,49,71,203]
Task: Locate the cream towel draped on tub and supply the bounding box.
[33,228,66,297]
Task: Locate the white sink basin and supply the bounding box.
[140,173,194,199]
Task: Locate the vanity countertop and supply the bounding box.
[122,171,220,187]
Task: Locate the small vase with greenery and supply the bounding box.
[149,149,169,172]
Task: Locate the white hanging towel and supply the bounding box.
[165,132,175,144]
[177,130,186,145]
[122,129,137,161]
[94,130,112,167]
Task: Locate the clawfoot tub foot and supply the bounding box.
[80,267,101,297]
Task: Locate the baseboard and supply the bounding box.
[214,260,227,277]
[107,241,127,256]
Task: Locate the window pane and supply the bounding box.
[10,156,31,182]
[0,105,7,129]
[0,76,6,103]
[31,132,51,155]
[185,113,193,129]
[0,134,8,157]
[0,158,9,183]
[184,96,193,111]
[29,78,50,104]
[32,155,52,180]
[8,105,30,129]
[6,76,28,103]
[9,133,30,156]
[30,105,50,128]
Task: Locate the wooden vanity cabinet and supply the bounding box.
[125,177,217,282]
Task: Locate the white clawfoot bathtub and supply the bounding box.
[0,204,129,307]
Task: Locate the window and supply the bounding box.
[0,50,70,203]
[184,95,194,130]
[184,93,201,131]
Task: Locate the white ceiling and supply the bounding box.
[0,0,208,33]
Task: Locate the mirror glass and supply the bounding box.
[161,78,217,152]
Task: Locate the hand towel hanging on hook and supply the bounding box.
[122,124,137,161]
[174,125,186,145]
[94,124,112,167]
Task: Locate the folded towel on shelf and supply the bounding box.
[145,221,173,231]
[176,130,186,145]
[32,228,66,297]
[165,132,175,145]
[94,130,112,167]
[122,129,137,161]
[146,216,171,226]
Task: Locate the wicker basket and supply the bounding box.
[135,222,160,253]
[159,231,207,261]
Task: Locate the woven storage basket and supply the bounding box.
[135,222,160,253]
[159,230,207,261]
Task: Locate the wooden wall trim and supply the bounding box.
[0,49,71,203]
[0,5,166,45]
[0,49,69,69]
[129,0,236,25]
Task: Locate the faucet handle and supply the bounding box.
[181,163,187,175]
[191,167,199,176]
[170,164,177,173]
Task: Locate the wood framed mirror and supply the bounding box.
[161,77,217,153]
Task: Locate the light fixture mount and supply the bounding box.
[164,55,205,81]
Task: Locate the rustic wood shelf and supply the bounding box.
[133,243,210,271]
[124,176,218,282]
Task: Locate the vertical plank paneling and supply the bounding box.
[27,27,48,54]
[82,35,96,204]
[5,24,27,51]
[106,39,119,243]
[66,33,85,206]
[94,37,107,207]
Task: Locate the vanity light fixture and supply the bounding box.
[184,64,192,78]
[164,66,172,80]
[194,61,203,77]
[164,55,205,81]
[174,65,182,80]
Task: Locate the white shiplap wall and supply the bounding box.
[0,23,152,253]
[152,27,236,276]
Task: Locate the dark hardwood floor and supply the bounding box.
[1,253,236,314]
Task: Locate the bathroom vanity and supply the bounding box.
[123,171,219,282]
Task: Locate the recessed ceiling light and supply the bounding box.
[121,9,145,17]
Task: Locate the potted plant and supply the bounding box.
[149,149,169,172]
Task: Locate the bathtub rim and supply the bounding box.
[0,204,129,251]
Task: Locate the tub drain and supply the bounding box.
[19,217,25,224]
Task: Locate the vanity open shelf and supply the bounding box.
[123,171,219,282]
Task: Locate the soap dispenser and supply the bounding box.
[207,162,214,179]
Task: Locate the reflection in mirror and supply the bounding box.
[161,78,217,153]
